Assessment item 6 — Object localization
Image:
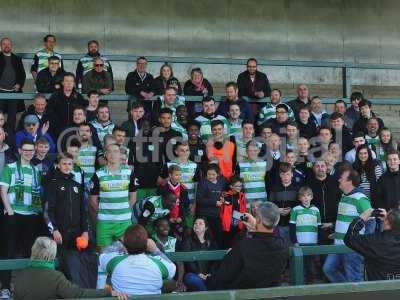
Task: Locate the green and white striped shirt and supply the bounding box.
[79,54,112,76]
[91,165,134,222]
[258,103,295,125]
[90,120,115,145]
[365,135,380,147]
[152,234,177,252]
[167,160,197,203]
[78,145,98,183]
[335,190,371,244]
[0,162,42,215]
[228,119,243,140]
[33,49,62,73]
[290,205,321,244]
[194,114,229,141]
[238,159,267,203]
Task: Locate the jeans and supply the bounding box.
[323,253,364,283]
[276,225,292,245]
[184,273,207,291]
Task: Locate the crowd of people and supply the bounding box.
[1,34,400,299]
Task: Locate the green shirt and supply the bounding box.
[0,162,42,215]
[290,205,321,244]
[238,159,267,203]
[167,160,197,203]
[33,49,62,72]
[194,114,229,141]
[152,234,177,252]
[78,145,98,183]
[258,103,295,125]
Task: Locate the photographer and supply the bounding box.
[344,208,400,281]
[206,202,289,290]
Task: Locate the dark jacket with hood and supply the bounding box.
[375,169,400,210]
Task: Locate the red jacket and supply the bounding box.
[158,181,189,219]
[219,190,247,232]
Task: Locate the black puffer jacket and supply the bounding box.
[375,170,400,210]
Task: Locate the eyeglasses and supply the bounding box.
[95,64,104,67]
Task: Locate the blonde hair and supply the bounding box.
[31,237,57,261]
[298,186,313,199]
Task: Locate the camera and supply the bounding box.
[371,209,384,218]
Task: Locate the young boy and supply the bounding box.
[289,186,321,283]
[31,137,56,178]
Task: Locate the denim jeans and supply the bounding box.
[277,225,292,245]
[323,253,364,283]
[184,273,207,291]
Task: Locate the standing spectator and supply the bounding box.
[297,106,318,139]
[85,90,100,122]
[152,63,182,95]
[258,89,295,126]
[216,82,253,121]
[0,139,42,298]
[269,162,300,243]
[287,84,311,120]
[227,103,243,140]
[345,92,362,131]
[82,57,113,95]
[47,73,88,135]
[125,56,154,114]
[323,167,371,282]
[121,102,144,138]
[90,103,115,145]
[31,137,55,177]
[89,143,137,249]
[18,94,56,138]
[364,117,380,151]
[77,122,100,185]
[236,141,267,204]
[46,153,89,287]
[195,96,229,142]
[285,122,299,151]
[375,149,400,210]
[334,99,347,116]
[152,218,177,252]
[345,132,376,164]
[0,37,26,130]
[352,144,383,202]
[310,96,329,128]
[187,121,206,164]
[207,202,288,290]
[31,34,63,80]
[172,105,189,139]
[196,163,227,247]
[184,67,213,116]
[0,126,14,172]
[0,110,16,152]
[234,120,257,162]
[181,217,218,291]
[329,112,353,156]
[35,56,65,93]
[237,58,271,100]
[310,126,332,160]
[284,150,305,186]
[289,186,321,283]
[352,99,384,135]
[377,127,397,165]
[15,114,55,153]
[76,40,113,87]
[151,86,185,125]
[306,160,340,244]
[266,103,290,137]
[265,134,283,191]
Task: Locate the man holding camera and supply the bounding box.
[344,208,400,281]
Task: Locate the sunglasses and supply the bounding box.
[95,64,104,67]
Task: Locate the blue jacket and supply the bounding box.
[15,129,56,153]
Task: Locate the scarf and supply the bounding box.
[30,259,55,269]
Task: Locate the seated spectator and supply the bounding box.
[76,40,113,87]
[375,149,400,210]
[269,162,300,243]
[31,34,63,80]
[152,63,182,95]
[152,86,185,125]
[365,117,380,151]
[219,176,247,248]
[344,207,400,281]
[122,102,144,138]
[205,120,235,179]
[287,84,311,119]
[196,163,227,247]
[18,94,56,138]
[258,89,295,126]
[16,114,55,153]
[353,99,384,135]
[35,55,65,93]
[216,82,253,121]
[310,96,329,128]
[152,218,177,252]
[345,92,362,130]
[85,90,100,122]
[187,121,206,164]
[47,72,88,136]
[172,105,189,139]
[0,37,26,131]
[266,103,289,137]
[181,217,218,291]
[207,202,288,290]
[353,144,383,202]
[90,103,115,144]
[289,186,321,283]
[125,56,154,115]
[329,112,353,155]
[297,105,317,139]
[236,58,271,100]
[184,67,213,115]
[82,57,113,95]
[99,225,176,295]
[13,237,123,300]
[345,132,376,163]
[195,96,229,142]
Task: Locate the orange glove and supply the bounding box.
[76,236,88,251]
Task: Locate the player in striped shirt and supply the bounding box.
[257,89,295,126]
[90,143,137,249]
[236,140,267,205]
[78,122,100,184]
[323,168,371,283]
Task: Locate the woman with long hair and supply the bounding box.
[153,63,182,95]
[353,144,383,203]
[377,127,398,170]
[180,217,217,291]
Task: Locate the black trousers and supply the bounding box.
[0,213,39,289]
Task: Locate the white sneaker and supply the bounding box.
[0,289,11,299]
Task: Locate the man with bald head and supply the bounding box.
[287,84,311,120]
[0,37,26,130]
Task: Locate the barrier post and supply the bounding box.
[289,246,304,286]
